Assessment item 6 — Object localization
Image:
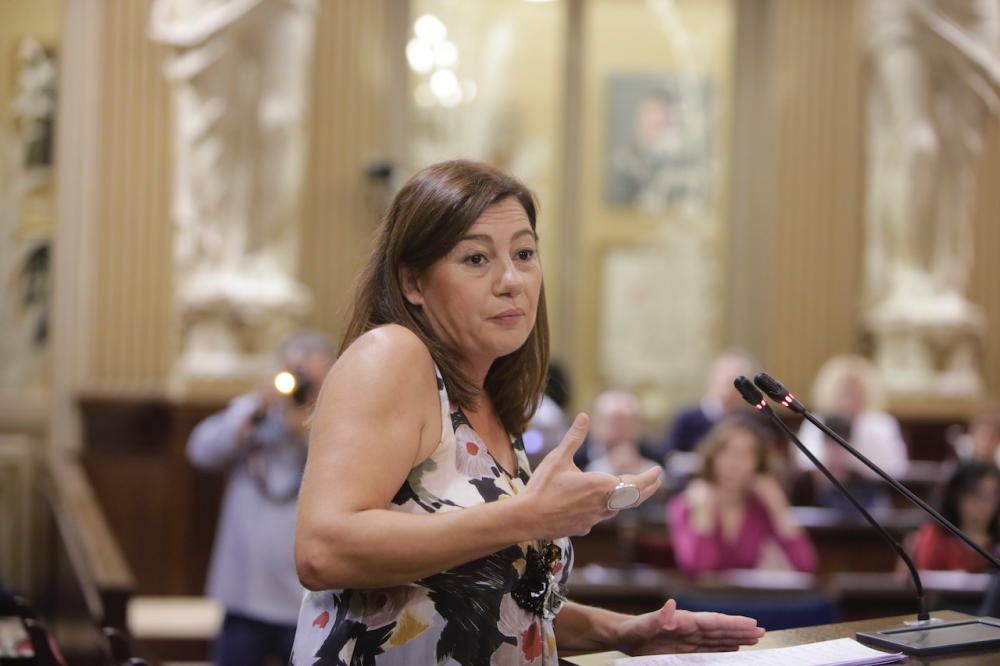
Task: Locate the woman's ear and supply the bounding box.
[400,266,424,306]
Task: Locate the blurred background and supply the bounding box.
[1,0,999,664]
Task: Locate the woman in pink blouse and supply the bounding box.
[669,416,818,574]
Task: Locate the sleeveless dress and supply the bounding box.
[290,366,574,666]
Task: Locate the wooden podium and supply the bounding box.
[561,611,1000,665]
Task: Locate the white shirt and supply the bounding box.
[794,410,909,479]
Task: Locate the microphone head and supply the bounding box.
[753,372,805,413]
[733,376,772,414]
[753,373,788,400]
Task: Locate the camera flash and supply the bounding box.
[274,371,297,395]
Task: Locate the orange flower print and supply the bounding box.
[521,623,542,662]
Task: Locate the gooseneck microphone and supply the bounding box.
[753,372,1000,571]
[733,377,930,622]
[750,372,1000,655]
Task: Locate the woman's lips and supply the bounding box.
[490,309,525,324]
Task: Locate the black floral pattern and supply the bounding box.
[292,366,572,665]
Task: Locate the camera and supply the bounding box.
[273,369,315,407]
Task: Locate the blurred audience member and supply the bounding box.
[523,361,571,467]
[585,390,661,476]
[188,330,335,666]
[795,355,908,491]
[656,352,757,457]
[669,416,818,574]
[914,461,1000,572]
[789,415,891,512]
[950,407,1000,467]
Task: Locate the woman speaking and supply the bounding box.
[291,160,763,664]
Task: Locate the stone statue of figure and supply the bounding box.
[150,0,317,384]
[865,0,1000,395]
[0,39,56,391]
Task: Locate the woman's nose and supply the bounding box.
[495,257,524,294]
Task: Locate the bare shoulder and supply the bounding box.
[332,324,434,390]
[318,324,438,438]
[300,325,441,522]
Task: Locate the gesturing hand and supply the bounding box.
[614,599,765,656]
[524,413,662,540]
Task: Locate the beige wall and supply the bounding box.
[969,122,1000,400]
[574,0,734,417]
[38,0,1000,420]
[90,0,173,392]
[729,0,868,399]
[731,0,1000,407]
[299,1,405,344]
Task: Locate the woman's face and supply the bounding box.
[405,197,541,373]
[835,375,867,417]
[970,418,1000,461]
[959,475,1000,532]
[712,429,760,492]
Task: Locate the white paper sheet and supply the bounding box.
[613,638,905,666]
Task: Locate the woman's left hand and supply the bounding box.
[613,599,765,656]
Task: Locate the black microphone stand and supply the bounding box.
[754,372,1000,571]
[733,377,930,622]
[751,372,1000,655]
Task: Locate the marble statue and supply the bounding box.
[150,0,317,386]
[865,0,1000,396]
[0,39,56,391]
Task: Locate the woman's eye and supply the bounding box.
[465,253,487,266]
[516,249,535,261]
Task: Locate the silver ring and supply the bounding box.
[606,477,641,511]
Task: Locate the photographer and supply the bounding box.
[188,330,335,666]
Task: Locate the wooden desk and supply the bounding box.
[568,564,991,622]
[573,505,927,575]
[561,611,999,665]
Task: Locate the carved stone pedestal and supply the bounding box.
[169,271,311,398]
[867,297,985,398]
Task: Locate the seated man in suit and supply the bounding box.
[655,351,756,458]
[584,389,661,477]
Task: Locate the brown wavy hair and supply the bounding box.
[341,160,549,435]
[696,415,772,483]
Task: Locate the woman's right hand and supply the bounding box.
[523,413,662,540]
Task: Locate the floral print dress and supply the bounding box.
[291,367,573,666]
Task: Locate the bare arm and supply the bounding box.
[187,394,260,471]
[555,600,764,655]
[295,326,529,589]
[295,325,658,591]
[554,601,625,652]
